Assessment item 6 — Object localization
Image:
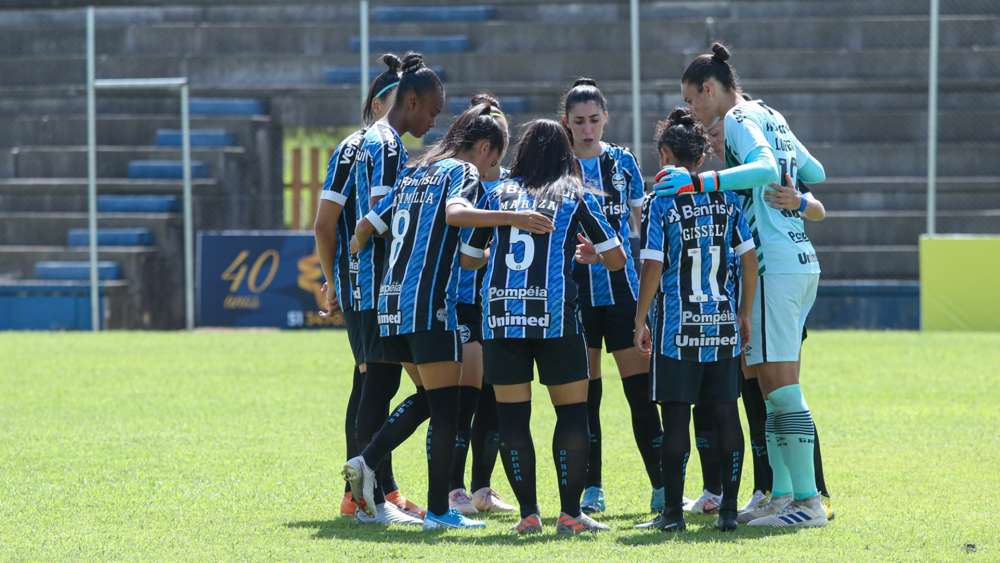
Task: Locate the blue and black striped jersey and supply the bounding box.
[319,128,366,311]
[367,158,481,336]
[353,121,408,311]
[640,191,754,361]
[574,142,645,307]
[461,177,621,340]
[455,167,508,305]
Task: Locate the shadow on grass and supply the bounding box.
[615,521,802,546]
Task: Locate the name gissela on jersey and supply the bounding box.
[488,286,548,301]
[487,312,551,329]
[682,223,726,242]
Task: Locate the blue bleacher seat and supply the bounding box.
[98,195,179,213]
[809,281,920,329]
[128,160,210,180]
[447,95,530,114]
[372,5,497,22]
[0,282,108,330]
[189,98,264,116]
[34,261,122,281]
[350,35,471,54]
[155,129,235,147]
[67,228,153,247]
[325,65,448,85]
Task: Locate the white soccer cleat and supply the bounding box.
[683,490,722,514]
[355,502,424,526]
[342,456,376,517]
[737,493,792,524]
[739,490,769,514]
[448,488,479,515]
[471,487,515,513]
[748,495,828,528]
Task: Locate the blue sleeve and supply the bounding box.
[365,184,397,234]
[621,149,645,207]
[446,162,482,207]
[578,191,620,252]
[729,200,755,257]
[460,190,495,256]
[320,133,359,206]
[794,137,826,184]
[639,198,666,263]
[369,131,403,198]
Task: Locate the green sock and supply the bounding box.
[764,399,794,498]
[769,384,818,501]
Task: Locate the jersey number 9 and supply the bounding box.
[389,209,410,268]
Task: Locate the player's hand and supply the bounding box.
[738,313,752,350]
[319,281,340,317]
[574,233,600,265]
[764,173,801,210]
[349,234,361,254]
[653,165,699,197]
[511,211,554,234]
[634,322,652,357]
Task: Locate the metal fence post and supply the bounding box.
[180,83,194,330]
[926,0,939,235]
[629,0,642,167]
[86,6,99,331]
[360,0,369,111]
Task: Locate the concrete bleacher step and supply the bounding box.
[34,260,121,280]
[808,177,1000,211]
[0,211,178,247]
[808,210,1000,247]
[67,228,154,247]
[5,145,243,178]
[816,245,918,280]
[349,35,472,54]
[0,177,219,212]
[810,280,920,330]
[0,280,131,330]
[324,66,448,85]
[446,95,529,114]
[372,5,497,22]
[154,128,236,147]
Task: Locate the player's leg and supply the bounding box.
[701,357,744,531]
[487,339,541,533]
[339,308,368,516]
[739,363,772,516]
[470,383,510,512]
[540,335,608,535]
[448,334,482,515]
[579,303,605,514]
[798,332,834,520]
[686,404,722,514]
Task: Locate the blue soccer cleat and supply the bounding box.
[580,486,606,514]
[650,487,665,512]
[422,508,486,530]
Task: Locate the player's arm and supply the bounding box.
[634,198,664,355]
[793,136,826,184]
[625,149,646,232]
[732,208,758,344]
[763,174,827,221]
[313,144,355,313]
[369,135,401,209]
[351,187,395,254]
[459,226,491,270]
[578,192,626,271]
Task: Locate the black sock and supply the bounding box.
[470,384,500,492]
[814,426,830,497]
[710,401,745,513]
[553,402,590,518]
[344,365,364,493]
[586,378,603,488]
[622,374,664,489]
[425,386,461,516]
[497,401,538,518]
[660,402,691,514]
[741,377,772,493]
[355,362,401,504]
[361,386,426,504]
[448,386,481,492]
[692,404,722,495]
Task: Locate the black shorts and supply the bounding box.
[483,333,589,386]
[357,309,392,364]
[651,355,741,405]
[456,303,482,345]
[342,308,366,365]
[381,329,463,365]
[579,301,637,352]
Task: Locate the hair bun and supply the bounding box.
[401,52,426,74]
[666,107,696,127]
[381,53,401,73]
[711,42,730,63]
[470,92,501,109]
[573,77,598,88]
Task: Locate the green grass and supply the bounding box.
[2,331,998,560]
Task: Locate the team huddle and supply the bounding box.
[314,43,833,534]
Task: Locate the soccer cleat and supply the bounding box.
[557,512,610,535]
[822,495,835,521]
[512,514,543,534]
[342,456,376,517]
[716,509,738,531]
[422,508,487,530]
[739,490,769,514]
[748,495,828,528]
[737,493,791,524]
[634,510,685,532]
[684,490,722,514]
[580,486,606,514]
[340,491,357,517]
[355,502,423,526]
[472,487,515,513]
[386,489,426,519]
[650,487,665,512]
[448,488,478,515]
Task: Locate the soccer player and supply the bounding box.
[560,78,664,514]
[346,52,443,525]
[460,119,626,535]
[654,43,829,527]
[345,102,553,529]
[447,94,515,516]
[313,53,410,520]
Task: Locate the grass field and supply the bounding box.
[2,331,998,560]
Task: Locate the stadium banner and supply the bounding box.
[197,231,342,329]
[920,235,1000,331]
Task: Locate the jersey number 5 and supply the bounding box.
[388,209,410,268]
[505,227,534,271]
